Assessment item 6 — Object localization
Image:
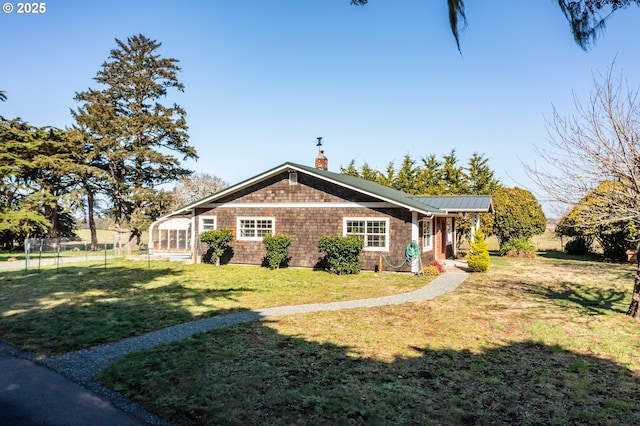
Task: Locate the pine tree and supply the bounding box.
[440,150,467,194]
[419,154,443,195]
[395,155,421,193]
[340,159,361,178]
[73,34,198,242]
[466,152,502,195]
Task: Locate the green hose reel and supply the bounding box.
[381,240,421,269]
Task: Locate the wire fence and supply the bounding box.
[6,237,148,272]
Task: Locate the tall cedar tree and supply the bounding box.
[73,34,197,243]
[0,119,79,246]
[66,127,109,250]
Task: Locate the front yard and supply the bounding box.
[0,260,428,355]
[2,253,640,424]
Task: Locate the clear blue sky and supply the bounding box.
[2,1,640,216]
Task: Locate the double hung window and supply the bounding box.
[237,217,274,241]
[344,217,389,251]
[420,219,433,251]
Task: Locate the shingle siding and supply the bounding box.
[194,171,423,271]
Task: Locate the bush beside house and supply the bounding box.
[467,229,490,272]
[317,235,364,275]
[263,234,293,269]
[200,229,233,265]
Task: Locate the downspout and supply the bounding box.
[191,211,197,264]
[411,211,419,274]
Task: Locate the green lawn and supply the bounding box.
[0,260,428,355]
[2,254,640,424]
[99,255,640,425]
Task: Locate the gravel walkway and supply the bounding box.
[43,269,468,384]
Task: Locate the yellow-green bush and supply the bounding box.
[467,229,490,272]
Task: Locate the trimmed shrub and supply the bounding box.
[499,236,536,258]
[564,236,592,255]
[467,229,490,272]
[263,233,293,269]
[200,229,233,265]
[421,265,441,276]
[317,235,364,275]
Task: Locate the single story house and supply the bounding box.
[149,152,492,273]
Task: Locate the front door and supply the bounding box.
[439,218,447,260]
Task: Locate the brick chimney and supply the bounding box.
[315,150,328,170]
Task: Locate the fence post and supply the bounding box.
[37,239,43,273]
[24,239,29,272]
[56,238,60,273]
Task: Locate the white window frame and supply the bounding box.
[343,217,389,252]
[420,218,433,251]
[237,216,275,241]
[198,215,217,234]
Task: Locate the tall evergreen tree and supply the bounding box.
[27,127,79,239]
[419,154,443,195]
[395,155,422,194]
[466,152,502,195]
[66,127,109,250]
[340,159,362,178]
[73,34,198,242]
[0,118,47,246]
[360,163,382,183]
[0,118,79,246]
[440,150,467,194]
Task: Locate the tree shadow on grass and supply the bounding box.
[535,281,628,315]
[99,318,640,425]
[0,265,257,356]
[538,249,602,262]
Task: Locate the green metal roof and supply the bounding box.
[159,162,492,220]
[411,195,493,212]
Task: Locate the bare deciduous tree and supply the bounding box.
[169,172,229,210]
[525,65,640,318]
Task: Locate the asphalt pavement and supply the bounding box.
[0,352,147,426]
